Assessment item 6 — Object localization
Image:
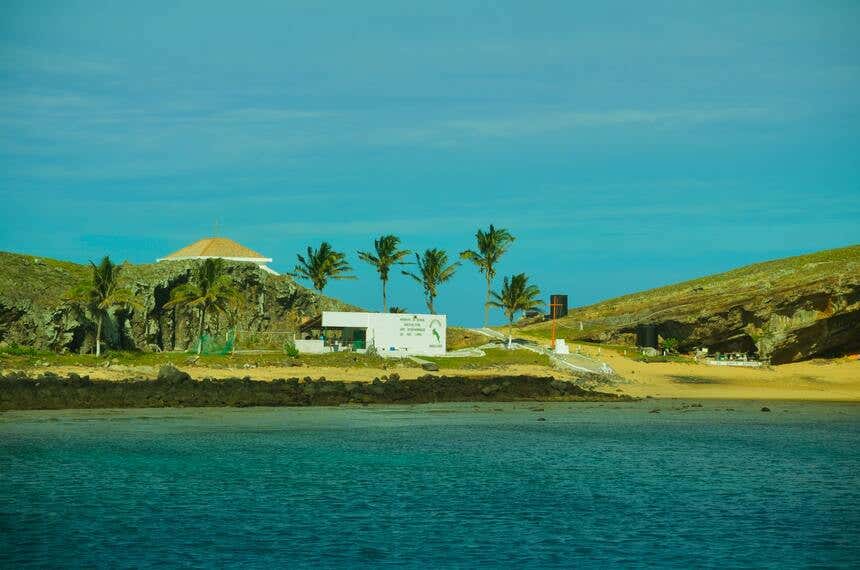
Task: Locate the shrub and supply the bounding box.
[283,340,300,358]
[662,337,679,354]
[0,344,49,356]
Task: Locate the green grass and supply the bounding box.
[446,327,491,350]
[0,346,557,373]
[0,348,420,371]
[421,348,552,370]
[0,345,563,373]
[0,251,89,308]
[0,344,53,357]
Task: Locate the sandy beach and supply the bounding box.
[10,353,859,402]
[606,353,860,401]
[13,362,557,383]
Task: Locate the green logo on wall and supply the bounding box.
[429,319,442,344]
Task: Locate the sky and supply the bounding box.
[1,1,858,326]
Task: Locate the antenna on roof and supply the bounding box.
[213,218,220,237]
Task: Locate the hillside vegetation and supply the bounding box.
[519,245,860,363]
[0,251,356,354]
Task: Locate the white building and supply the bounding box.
[157,236,278,275]
[296,311,446,357]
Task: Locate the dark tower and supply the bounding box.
[636,324,658,348]
[549,294,568,318]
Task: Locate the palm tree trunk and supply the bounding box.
[96,313,103,357]
[170,307,177,350]
[197,305,207,355]
[427,295,435,315]
[484,274,491,327]
[382,278,387,313]
[508,318,513,349]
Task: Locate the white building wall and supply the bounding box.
[322,312,446,357]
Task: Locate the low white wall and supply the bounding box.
[294,339,328,354]
[704,359,762,367]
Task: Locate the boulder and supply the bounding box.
[157,364,191,383]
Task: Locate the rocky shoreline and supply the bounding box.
[0,365,633,410]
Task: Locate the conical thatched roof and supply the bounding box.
[158,237,272,262]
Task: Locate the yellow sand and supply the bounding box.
[9,354,859,401]
[20,363,558,383]
[603,352,860,401]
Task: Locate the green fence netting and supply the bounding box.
[190,329,236,355]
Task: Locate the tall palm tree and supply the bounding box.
[488,273,543,349]
[402,249,460,314]
[292,242,355,291]
[357,234,411,312]
[66,256,141,357]
[460,224,515,327]
[163,258,242,354]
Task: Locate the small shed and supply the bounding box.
[296,311,446,357]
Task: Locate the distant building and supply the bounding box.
[157,236,278,275]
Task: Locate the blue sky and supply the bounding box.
[1,1,858,325]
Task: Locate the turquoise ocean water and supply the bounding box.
[1,401,858,568]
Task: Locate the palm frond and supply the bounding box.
[401,249,459,313]
[100,288,143,311]
[163,283,203,309]
[460,225,515,279]
[293,242,355,291]
[490,273,543,322]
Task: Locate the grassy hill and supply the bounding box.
[519,245,860,363]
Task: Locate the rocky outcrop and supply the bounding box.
[0,252,356,354]
[0,370,633,410]
[628,284,860,363]
[521,245,860,364]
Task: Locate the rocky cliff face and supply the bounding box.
[520,245,860,364]
[0,252,357,354]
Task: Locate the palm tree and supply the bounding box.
[292,242,355,291]
[163,258,242,354]
[488,273,543,349]
[66,256,141,357]
[388,306,408,314]
[460,224,515,327]
[402,249,460,314]
[357,234,411,312]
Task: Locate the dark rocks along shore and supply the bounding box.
[0,365,633,410]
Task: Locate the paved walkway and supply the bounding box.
[467,328,615,376]
[473,328,507,341]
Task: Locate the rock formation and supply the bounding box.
[0,252,356,354]
[520,245,860,363]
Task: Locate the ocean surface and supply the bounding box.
[1,401,858,568]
